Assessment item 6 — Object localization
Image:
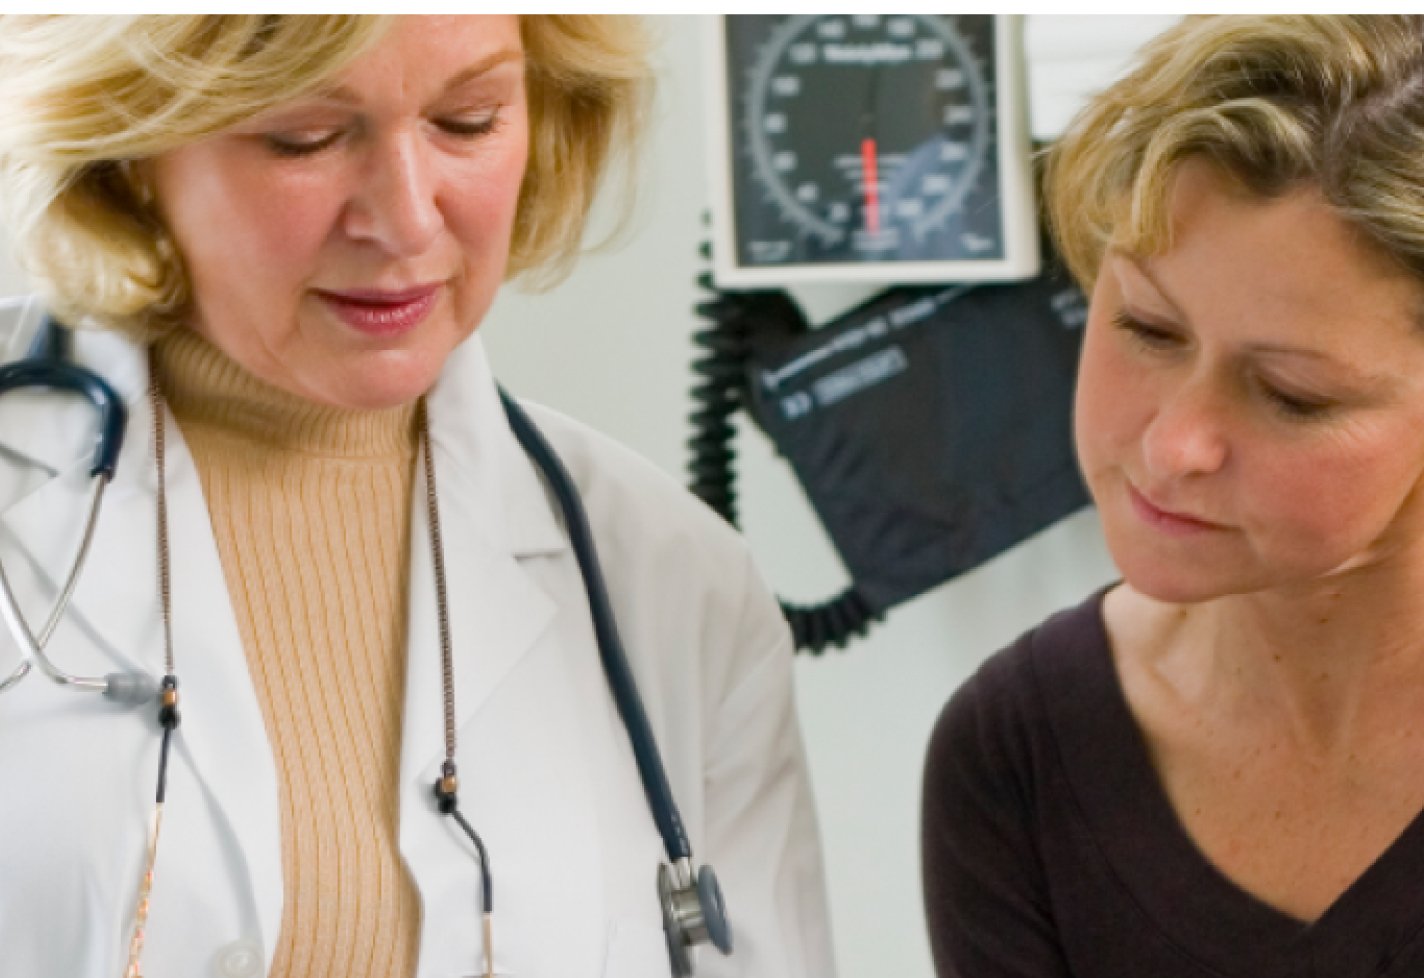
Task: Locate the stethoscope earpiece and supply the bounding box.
[659,859,733,977]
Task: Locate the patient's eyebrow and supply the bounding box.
[1122,254,1187,317]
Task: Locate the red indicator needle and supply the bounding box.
[861,136,880,235]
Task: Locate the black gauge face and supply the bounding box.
[724,15,1003,269]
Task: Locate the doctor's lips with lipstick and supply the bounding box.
[313,284,444,338]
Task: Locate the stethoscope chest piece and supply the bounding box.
[659,859,732,977]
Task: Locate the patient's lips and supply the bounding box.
[1128,483,1225,536]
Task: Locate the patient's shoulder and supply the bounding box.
[926,589,1113,804]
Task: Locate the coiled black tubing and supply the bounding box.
[685,230,881,655]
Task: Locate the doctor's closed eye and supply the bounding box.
[1111,311,1339,421]
[263,107,508,158]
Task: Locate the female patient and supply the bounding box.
[924,15,1424,977]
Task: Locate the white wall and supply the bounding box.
[0,16,1177,978]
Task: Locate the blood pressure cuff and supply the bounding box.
[742,262,1090,615]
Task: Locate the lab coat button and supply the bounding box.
[215,939,263,978]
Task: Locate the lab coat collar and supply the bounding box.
[398,332,564,787]
[423,332,569,560]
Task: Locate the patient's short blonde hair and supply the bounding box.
[1046,15,1424,291]
[0,15,650,336]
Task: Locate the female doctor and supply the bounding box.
[0,14,834,978]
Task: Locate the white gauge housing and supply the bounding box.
[706,15,1040,287]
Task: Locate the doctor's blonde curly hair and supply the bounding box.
[0,15,651,337]
[1046,15,1424,293]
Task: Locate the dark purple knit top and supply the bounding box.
[921,589,1424,978]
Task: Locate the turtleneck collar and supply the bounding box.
[150,328,419,459]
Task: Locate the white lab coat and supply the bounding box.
[0,303,835,978]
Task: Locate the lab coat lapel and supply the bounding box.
[0,330,283,951]
[400,336,566,788]
[156,395,283,951]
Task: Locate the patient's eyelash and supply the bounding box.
[1112,311,1181,351]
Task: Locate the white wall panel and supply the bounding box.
[1026,15,1181,138]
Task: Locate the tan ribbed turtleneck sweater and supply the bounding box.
[152,330,422,978]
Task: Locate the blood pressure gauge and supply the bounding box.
[707,15,1039,286]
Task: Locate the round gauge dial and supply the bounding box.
[723,15,1006,271]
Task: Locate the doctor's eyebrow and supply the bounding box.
[311,48,525,106]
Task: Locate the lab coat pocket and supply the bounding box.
[601,918,671,978]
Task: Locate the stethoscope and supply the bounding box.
[0,315,733,978]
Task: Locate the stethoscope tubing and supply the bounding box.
[0,319,127,479]
[0,320,139,699]
[498,389,694,866]
[0,473,109,692]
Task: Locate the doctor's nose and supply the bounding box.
[1139,379,1229,482]
[343,132,443,257]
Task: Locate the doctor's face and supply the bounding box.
[1075,159,1424,604]
[151,15,529,410]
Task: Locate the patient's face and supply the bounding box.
[1075,158,1424,603]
